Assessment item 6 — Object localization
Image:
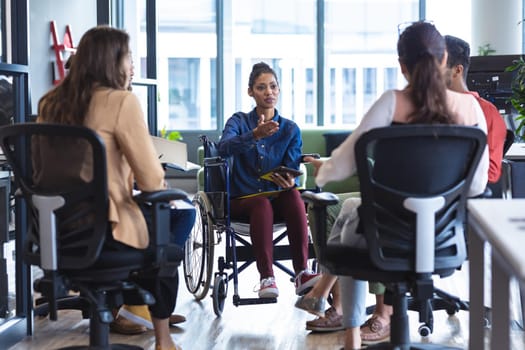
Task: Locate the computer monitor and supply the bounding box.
[467,55,521,131]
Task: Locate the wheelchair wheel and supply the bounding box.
[183,191,215,300]
[212,275,228,317]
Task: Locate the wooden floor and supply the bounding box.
[7,258,525,349]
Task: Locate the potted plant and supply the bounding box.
[159,126,183,141]
[505,56,525,141]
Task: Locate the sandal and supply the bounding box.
[306,307,344,332]
[169,314,186,325]
[360,315,390,344]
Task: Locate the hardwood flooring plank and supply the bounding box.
[7,261,525,349]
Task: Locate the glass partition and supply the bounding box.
[0,62,30,349]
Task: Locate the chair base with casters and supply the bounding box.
[183,136,318,316]
[304,195,466,349]
[32,282,90,319]
[317,242,462,350]
[365,284,472,337]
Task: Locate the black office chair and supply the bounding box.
[0,123,188,350]
[303,125,486,349]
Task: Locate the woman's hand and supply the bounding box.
[303,156,324,177]
[253,114,279,140]
[270,172,296,189]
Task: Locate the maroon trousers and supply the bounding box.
[230,189,309,279]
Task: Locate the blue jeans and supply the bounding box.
[140,198,196,248]
[170,201,196,246]
[328,196,368,329]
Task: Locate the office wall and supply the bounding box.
[28,0,97,114]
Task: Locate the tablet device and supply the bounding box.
[260,166,303,181]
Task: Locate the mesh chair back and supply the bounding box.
[503,129,515,156]
[0,123,109,269]
[355,125,486,272]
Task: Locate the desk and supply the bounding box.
[505,143,525,160]
[501,143,525,198]
[468,199,525,350]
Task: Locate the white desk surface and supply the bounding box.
[468,199,525,280]
[505,142,525,160]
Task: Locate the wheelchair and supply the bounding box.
[183,135,317,316]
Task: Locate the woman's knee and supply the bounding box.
[170,208,196,246]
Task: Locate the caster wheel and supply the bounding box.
[212,275,227,316]
[418,324,432,337]
[446,306,458,316]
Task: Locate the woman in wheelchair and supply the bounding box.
[217,62,320,298]
[35,26,194,350]
[303,22,489,349]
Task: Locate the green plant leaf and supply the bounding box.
[506,55,525,141]
[167,131,183,141]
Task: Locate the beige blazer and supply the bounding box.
[36,88,165,249]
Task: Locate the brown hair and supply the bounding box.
[397,21,451,124]
[38,26,130,125]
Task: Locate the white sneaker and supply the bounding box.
[257,277,279,298]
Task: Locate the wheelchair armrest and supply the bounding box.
[203,156,226,167]
[301,190,339,207]
[300,153,321,162]
[133,188,188,203]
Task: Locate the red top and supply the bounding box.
[468,91,507,183]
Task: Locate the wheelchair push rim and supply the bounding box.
[183,192,215,300]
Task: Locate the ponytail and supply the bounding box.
[407,53,451,124]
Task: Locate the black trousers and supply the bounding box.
[103,203,179,319]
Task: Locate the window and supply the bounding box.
[228,0,316,126]
[157,0,216,131]
[122,0,217,132]
[324,0,419,128]
[116,0,495,134]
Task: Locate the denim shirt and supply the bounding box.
[218,108,302,198]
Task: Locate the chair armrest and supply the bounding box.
[134,189,189,277]
[300,153,321,162]
[301,190,339,207]
[133,188,188,204]
[301,191,339,256]
[203,156,226,166]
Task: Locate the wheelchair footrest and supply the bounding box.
[234,297,277,306]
